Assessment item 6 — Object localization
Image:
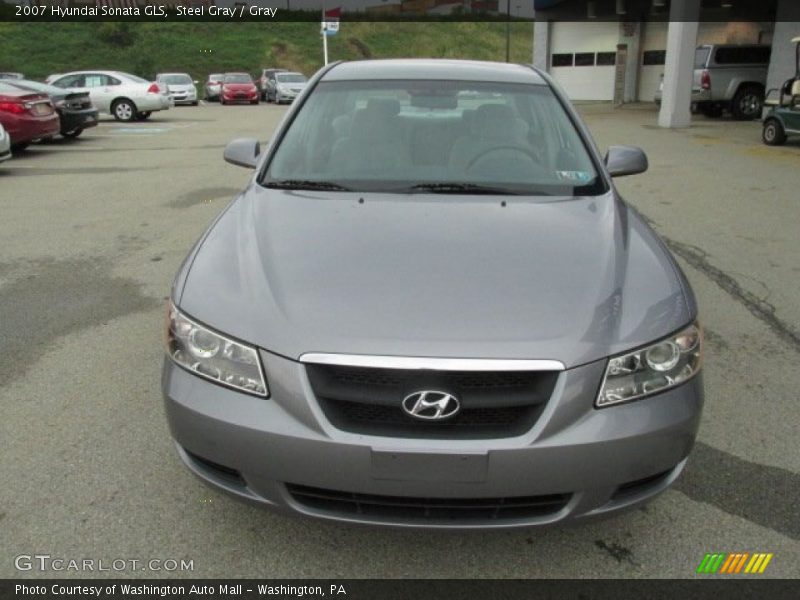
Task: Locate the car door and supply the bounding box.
[82,73,119,113]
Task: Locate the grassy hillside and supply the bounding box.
[0,21,534,81]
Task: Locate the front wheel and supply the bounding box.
[112,99,136,122]
[11,142,30,153]
[731,85,764,120]
[762,119,787,146]
[62,128,83,139]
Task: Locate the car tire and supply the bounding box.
[762,119,787,146]
[191,101,198,106]
[220,98,226,105]
[112,98,136,122]
[731,85,764,120]
[251,99,259,105]
[61,128,83,139]
[11,142,29,153]
[136,111,152,121]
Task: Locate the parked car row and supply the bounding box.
[204,69,308,104]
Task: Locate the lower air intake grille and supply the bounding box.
[286,484,571,523]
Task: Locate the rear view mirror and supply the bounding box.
[605,145,648,177]
[224,138,261,169]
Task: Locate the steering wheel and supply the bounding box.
[465,145,540,171]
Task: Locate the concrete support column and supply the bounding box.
[618,21,642,104]
[658,0,701,128]
[533,19,550,72]
[766,0,800,94]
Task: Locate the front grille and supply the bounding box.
[306,364,558,439]
[287,484,570,523]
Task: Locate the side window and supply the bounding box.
[107,76,121,86]
[83,74,108,88]
[53,74,83,88]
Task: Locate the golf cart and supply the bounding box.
[762,36,800,145]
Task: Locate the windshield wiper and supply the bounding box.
[264,179,351,191]
[403,182,521,195]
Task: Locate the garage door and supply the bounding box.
[550,21,619,101]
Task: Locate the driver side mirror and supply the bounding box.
[605,145,648,177]
[224,138,261,169]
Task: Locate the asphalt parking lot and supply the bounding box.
[1,101,798,579]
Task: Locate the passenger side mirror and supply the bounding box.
[605,145,648,177]
[224,138,261,169]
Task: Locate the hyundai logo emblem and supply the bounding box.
[401,391,461,421]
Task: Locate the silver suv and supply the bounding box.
[656,44,771,120]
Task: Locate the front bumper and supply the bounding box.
[162,350,703,529]
[222,91,259,103]
[170,90,197,105]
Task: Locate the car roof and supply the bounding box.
[55,70,133,78]
[157,72,191,77]
[323,59,547,85]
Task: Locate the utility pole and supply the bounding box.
[505,0,511,62]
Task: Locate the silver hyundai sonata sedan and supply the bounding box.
[163,59,703,529]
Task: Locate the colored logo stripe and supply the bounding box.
[697,553,773,574]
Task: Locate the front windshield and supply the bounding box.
[224,74,252,84]
[276,73,306,83]
[160,74,192,85]
[263,79,604,196]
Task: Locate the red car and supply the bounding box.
[0,82,60,152]
[220,73,259,105]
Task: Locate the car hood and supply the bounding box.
[178,187,693,368]
[223,83,256,91]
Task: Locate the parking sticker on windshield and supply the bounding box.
[556,170,593,183]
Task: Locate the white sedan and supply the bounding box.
[48,70,171,122]
[0,123,10,164]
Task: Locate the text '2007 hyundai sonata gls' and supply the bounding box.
[163,59,704,529]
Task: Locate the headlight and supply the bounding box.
[54,99,66,108]
[596,322,702,408]
[165,303,269,397]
